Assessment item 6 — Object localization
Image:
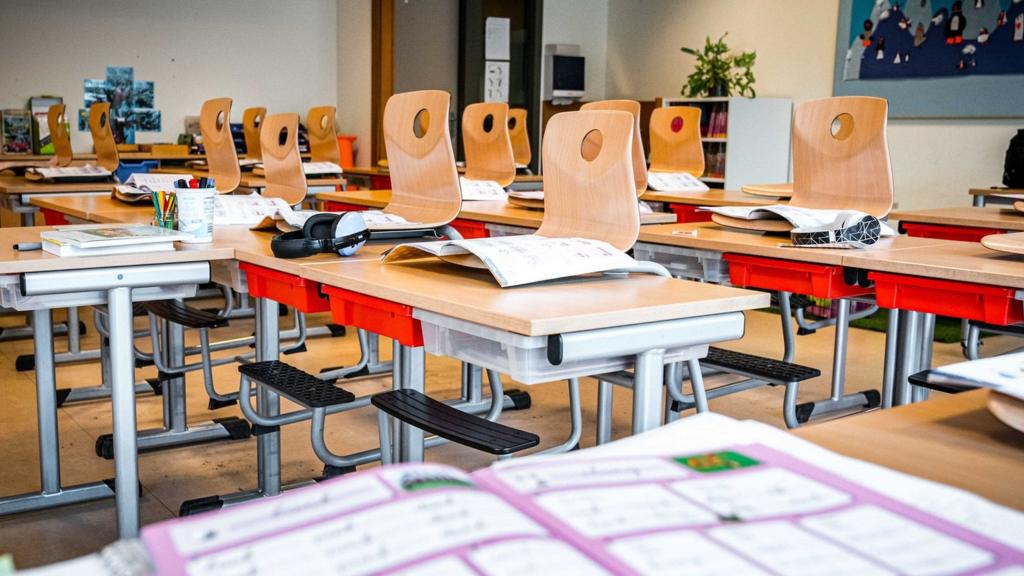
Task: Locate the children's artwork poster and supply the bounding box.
[78,66,161,144]
[834,0,1024,117]
[843,0,1024,80]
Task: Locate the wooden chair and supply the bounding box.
[47,104,73,167]
[307,106,341,164]
[89,102,120,172]
[580,100,647,196]
[199,97,242,193]
[508,107,531,168]
[379,90,461,228]
[649,106,704,177]
[538,109,640,251]
[712,96,893,232]
[461,102,515,187]
[242,107,266,161]
[259,113,307,206]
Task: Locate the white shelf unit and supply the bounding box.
[661,96,792,190]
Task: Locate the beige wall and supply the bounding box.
[543,0,610,101]
[605,0,1017,209]
[0,0,337,151]
[337,0,374,166]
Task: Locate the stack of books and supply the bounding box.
[40,225,188,257]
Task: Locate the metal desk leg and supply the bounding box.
[881,308,900,409]
[973,194,985,207]
[396,344,426,463]
[256,295,281,497]
[794,299,880,423]
[0,308,114,517]
[632,348,666,435]
[107,286,140,538]
[893,310,922,407]
[912,313,935,403]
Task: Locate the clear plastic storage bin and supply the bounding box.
[484,223,535,238]
[632,242,730,284]
[414,309,708,384]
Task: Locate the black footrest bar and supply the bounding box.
[239,361,354,409]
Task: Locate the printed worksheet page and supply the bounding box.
[647,171,710,192]
[460,177,508,201]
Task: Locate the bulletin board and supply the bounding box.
[833,0,1024,118]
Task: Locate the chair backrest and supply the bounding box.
[508,108,531,167]
[537,110,640,251]
[649,106,704,177]
[462,102,516,187]
[199,97,241,193]
[88,102,120,172]
[259,113,307,206]
[307,106,341,164]
[47,104,73,167]
[580,99,647,196]
[381,90,461,226]
[242,107,266,161]
[790,96,893,217]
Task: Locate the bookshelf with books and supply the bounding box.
[660,96,792,190]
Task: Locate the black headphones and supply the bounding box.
[271,212,370,259]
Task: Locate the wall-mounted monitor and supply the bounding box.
[550,54,584,99]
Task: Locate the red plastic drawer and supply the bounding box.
[450,218,490,239]
[240,263,330,313]
[668,203,713,223]
[322,285,423,346]
[40,208,70,225]
[725,254,871,299]
[324,201,370,213]
[900,222,1006,243]
[870,272,1024,325]
[370,175,392,189]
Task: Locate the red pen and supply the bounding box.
[189,178,199,189]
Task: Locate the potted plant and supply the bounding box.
[680,33,757,97]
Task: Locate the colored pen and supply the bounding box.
[198,177,207,188]
[14,242,42,251]
[189,178,199,189]
[176,179,187,188]
[207,177,215,189]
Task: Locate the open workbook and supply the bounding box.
[208,195,415,231]
[24,165,112,183]
[38,414,1007,576]
[646,171,710,193]
[383,234,638,287]
[704,205,896,247]
[251,161,344,177]
[459,177,508,201]
[112,173,193,203]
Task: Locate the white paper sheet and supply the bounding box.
[931,352,1024,399]
[302,161,343,175]
[213,194,294,226]
[385,235,637,287]
[647,171,710,193]
[469,539,610,576]
[460,177,507,201]
[484,17,510,60]
[484,61,510,103]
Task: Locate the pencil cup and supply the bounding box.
[152,194,177,230]
[175,188,215,243]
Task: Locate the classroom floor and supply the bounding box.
[0,304,1017,569]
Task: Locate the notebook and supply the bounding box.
[383,234,637,287]
[131,414,1024,576]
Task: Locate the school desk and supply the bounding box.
[794,389,1024,511]
[0,226,231,538]
[316,189,674,238]
[0,175,113,226]
[892,206,1024,242]
[970,186,1024,207]
[342,165,544,191]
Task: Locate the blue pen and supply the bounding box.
[207,177,215,189]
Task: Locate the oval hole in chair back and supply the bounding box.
[462,102,515,187]
[538,110,640,251]
[259,113,306,206]
[791,96,892,217]
[48,104,73,167]
[649,106,704,177]
[380,90,462,226]
[88,102,120,172]
[307,106,341,164]
[199,97,241,193]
